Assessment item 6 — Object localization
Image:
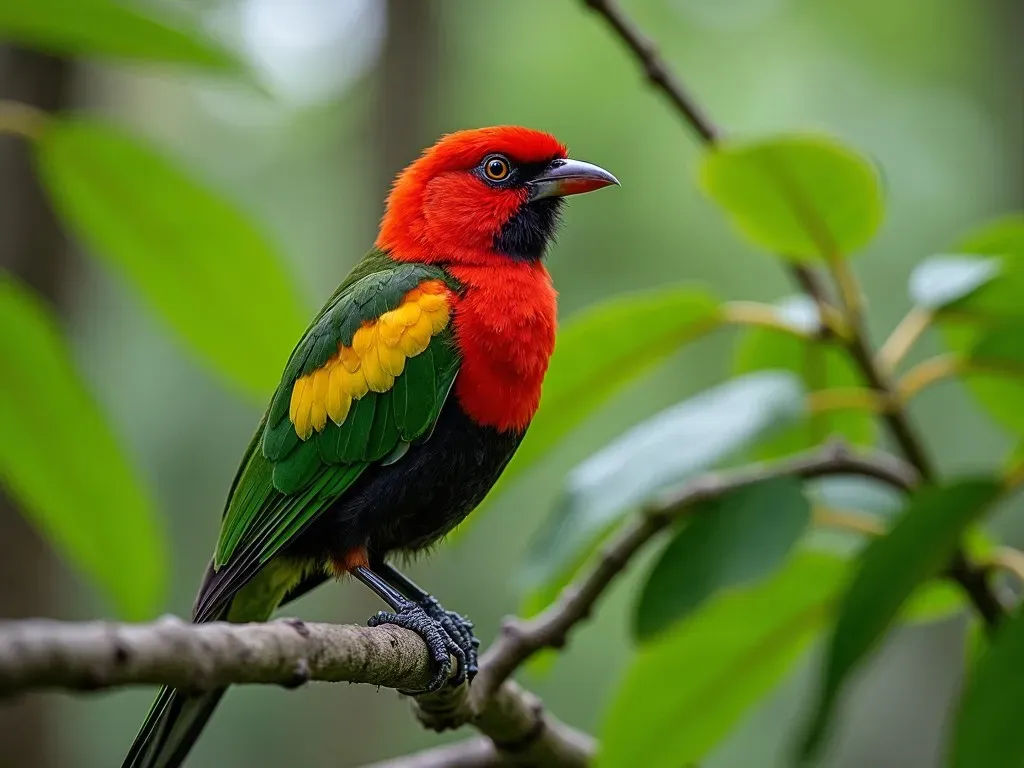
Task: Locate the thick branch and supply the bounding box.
[0,618,436,694]
[0,617,594,766]
[468,442,917,706]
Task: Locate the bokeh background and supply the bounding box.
[0,0,1020,766]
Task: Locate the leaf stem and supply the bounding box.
[808,388,893,415]
[0,100,47,140]
[813,507,886,537]
[984,547,1024,586]
[876,306,934,375]
[896,355,965,402]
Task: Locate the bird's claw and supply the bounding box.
[368,602,467,693]
[419,596,479,683]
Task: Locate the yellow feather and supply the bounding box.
[418,292,446,313]
[403,287,423,304]
[352,323,375,357]
[289,376,307,426]
[391,301,422,327]
[310,366,330,432]
[428,305,450,334]
[341,367,369,399]
[327,365,352,425]
[360,329,393,392]
[377,312,405,347]
[379,340,407,377]
[400,314,432,357]
[340,345,361,373]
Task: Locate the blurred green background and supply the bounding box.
[0,0,1020,765]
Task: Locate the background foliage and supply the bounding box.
[0,0,1020,766]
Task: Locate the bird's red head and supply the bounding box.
[376,126,618,265]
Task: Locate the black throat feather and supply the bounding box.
[492,196,565,261]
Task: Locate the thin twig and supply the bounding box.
[876,306,934,374]
[468,442,917,706]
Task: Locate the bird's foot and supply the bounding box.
[368,601,467,693]
[418,596,479,683]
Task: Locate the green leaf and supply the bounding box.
[506,286,721,487]
[598,552,848,768]
[698,134,884,261]
[801,478,1002,758]
[950,605,1024,768]
[35,118,307,400]
[524,371,804,594]
[0,277,164,619]
[735,296,876,458]
[908,255,1001,310]
[0,0,246,73]
[634,477,811,642]
[936,216,1024,434]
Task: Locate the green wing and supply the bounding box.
[193,251,460,621]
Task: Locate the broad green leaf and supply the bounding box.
[943,215,1024,318]
[598,552,848,768]
[634,477,810,642]
[698,134,884,261]
[0,0,246,73]
[908,255,1001,310]
[808,475,903,518]
[35,118,307,400]
[801,478,1002,758]
[525,371,805,591]
[0,277,164,619]
[951,605,1024,768]
[735,296,876,458]
[936,217,1024,434]
[506,286,721,488]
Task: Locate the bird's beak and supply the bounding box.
[527,158,620,201]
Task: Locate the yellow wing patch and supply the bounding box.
[289,280,451,440]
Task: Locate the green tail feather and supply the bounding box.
[121,560,307,768]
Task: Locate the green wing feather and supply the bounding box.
[198,250,460,618]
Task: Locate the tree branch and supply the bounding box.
[579,0,1007,630]
[467,442,917,707]
[0,617,595,767]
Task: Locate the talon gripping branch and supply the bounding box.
[122,126,617,767]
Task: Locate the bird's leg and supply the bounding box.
[351,565,466,692]
[369,557,480,682]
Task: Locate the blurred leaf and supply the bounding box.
[0,0,246,72]
[698,134,884,261]
[0,276,164,619]
[951,605,1024,768]
[598,551,848,768]
[35,118,307,400]
[634,477,811,642]
[908,255,1001,310]
[936,217,1024,433]
[943,215,1024,318]
[524,371,804,592]
[736,296,876,457]
[807,475,903,518]
[901,581,966,625]
[801,478,1002,758]
[506,286,721,488]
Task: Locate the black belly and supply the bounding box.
[288,399,524,561]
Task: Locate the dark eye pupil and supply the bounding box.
[488,160,506,178]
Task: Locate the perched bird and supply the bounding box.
[122,126,617,767]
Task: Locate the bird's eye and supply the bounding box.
[483,155,511,181]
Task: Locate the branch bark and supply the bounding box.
[0,617,595,767]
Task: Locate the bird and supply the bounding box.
[122,126,618,768]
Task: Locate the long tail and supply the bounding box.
[121,560,313,768]
[121,687,226,768]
